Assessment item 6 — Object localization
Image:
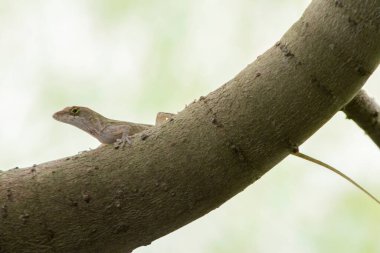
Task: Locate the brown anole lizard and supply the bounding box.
[53,106,173,148]
[53,106,380,205]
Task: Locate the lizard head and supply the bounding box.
[53,106,104,131]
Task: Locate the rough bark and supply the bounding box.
[1,0,379,252]
[343,90,380,148]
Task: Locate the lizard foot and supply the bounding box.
[114,135,132,149]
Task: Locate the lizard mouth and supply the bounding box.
[52,112,59,120]
[52,111,65,121]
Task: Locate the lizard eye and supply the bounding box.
[70,107,80,115]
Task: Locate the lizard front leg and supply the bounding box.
[114,130,132,149]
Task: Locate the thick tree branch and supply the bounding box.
[343,90,380,148]
[1,0,379,252]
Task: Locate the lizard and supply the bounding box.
[53,106,380,205]
[53,106,173,148]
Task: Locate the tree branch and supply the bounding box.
[343,90,380,148]
[1,0,379,252]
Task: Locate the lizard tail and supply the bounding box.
[293,152,380,205]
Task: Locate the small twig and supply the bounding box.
[342,90,380,149]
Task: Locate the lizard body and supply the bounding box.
[53,106,379,205]
[53,106,152,147]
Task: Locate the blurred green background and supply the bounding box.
[1,0,380,252]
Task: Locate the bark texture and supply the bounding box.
[343,90,380,148]
[1,0,379,252]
